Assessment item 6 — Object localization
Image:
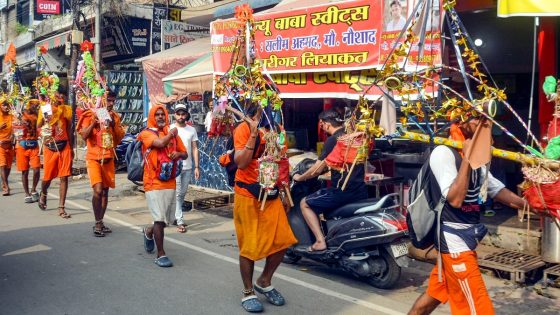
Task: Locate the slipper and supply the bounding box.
[93,226,105,237]
[483,209,496,217]
[38,192,47,210]
[241,295,263,313]
[177,224,187,233]
[154,256,173,267]
[24,196,34,203]
[143,227,154,253]
[254,283,285,306]
[58,207,71,219]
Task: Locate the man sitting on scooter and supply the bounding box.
[293,109,367,252]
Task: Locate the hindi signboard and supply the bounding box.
[211,0,442,75]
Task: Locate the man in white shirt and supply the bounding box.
[386,0,407,32]
[171,103,200,233]
[204,100,213,132]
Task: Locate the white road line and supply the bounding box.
[61,196,405,315]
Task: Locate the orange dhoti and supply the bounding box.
[43,144,72,181]
[427,251,494,315]
[86,159,115,188]
[0,146,14,168]
[16,145,41,171]
[233,193,297,261]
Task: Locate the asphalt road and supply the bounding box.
[2,176,559,315]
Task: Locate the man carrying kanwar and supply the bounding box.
[37,91,73,219]
[0,96,14,196]
[16,99,41,203]
[231,104,296,313]
[77,90,125,237]
[408,116,528,315]
[140,105,187,267]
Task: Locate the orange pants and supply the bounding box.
[427,251,494,315]
[0,146,14,168]
[43,144,72,181]
[16,146,41,171]
[86,159,115,188]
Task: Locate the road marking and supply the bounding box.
[61,196,405,315]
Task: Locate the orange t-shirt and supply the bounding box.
[38,105,72,141]
[77,110,125,160]
[138,128,187,192]
[233,123,266,198]
[0,113,13,142]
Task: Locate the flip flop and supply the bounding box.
[143,227,154,253]
[253,284,285,306]
[241,295,263,313]
[154,256,173,267]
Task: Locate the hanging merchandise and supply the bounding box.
[213,4,291,209]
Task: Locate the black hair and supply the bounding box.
[319,109,344,127]
[390,0,401,7]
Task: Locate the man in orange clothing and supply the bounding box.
[232,104,296,313]
[408,118,527,315]
[77,90,124,237]
[0,97,14,196]
[16,100,41,203]
[140,105,187,267]
[37,92,73,219]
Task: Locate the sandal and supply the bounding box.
[177,224,187,233]
[241,290,263,313]
[38,192,47,210]
[58,206,71,219]
[254,283,285,306]
[93,225,105,237]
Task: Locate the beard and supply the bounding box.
[176,118,185,124]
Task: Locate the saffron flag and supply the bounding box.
[3,42,16,64]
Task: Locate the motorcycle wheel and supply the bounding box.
[366,248,401,289]
[283,248,302,264]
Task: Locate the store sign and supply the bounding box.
[151,4,184,53]
[161,20,209,50]
[34,0,69,21]
[37,0,60,14]
[211,0,442,74]
[101,16,151,63]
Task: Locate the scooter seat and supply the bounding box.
[325,198,379,219]
[325,194,397,219]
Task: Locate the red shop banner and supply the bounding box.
[211,0,442,76]
[36,0,60,15]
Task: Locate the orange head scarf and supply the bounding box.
[450,123,466,157]
[147,104,169,133]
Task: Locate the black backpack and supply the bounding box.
[406,148,462,249]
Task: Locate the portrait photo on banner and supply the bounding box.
[384,0,409,32]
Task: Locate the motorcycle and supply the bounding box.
[284,158,410,289]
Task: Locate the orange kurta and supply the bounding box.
[0,113,14,168]
[139,105,187,192]
[232,122,296,261]
[77,109,125,188]
[39,104,73,181]
[16,112,41,171]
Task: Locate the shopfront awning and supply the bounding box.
[35,31,71,51]
[162,52,213,96]
[138,37,211,104]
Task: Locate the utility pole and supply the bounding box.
[94,0,101,70]
[68,0,83,150]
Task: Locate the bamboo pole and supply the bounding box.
[399,131,560,170]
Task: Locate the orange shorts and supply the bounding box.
[16,145,41,171]
[43,144,72,181]
[0,146,14,168]
[427,251,494,315]
[86,159,115,188]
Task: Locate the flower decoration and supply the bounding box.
[39,45,48,55]
[80,40,94,52]
[234,4,253,24]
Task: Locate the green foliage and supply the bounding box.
[15,22,28,35]
[545,136,560,160]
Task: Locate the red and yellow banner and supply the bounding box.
[211,0,442,75]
